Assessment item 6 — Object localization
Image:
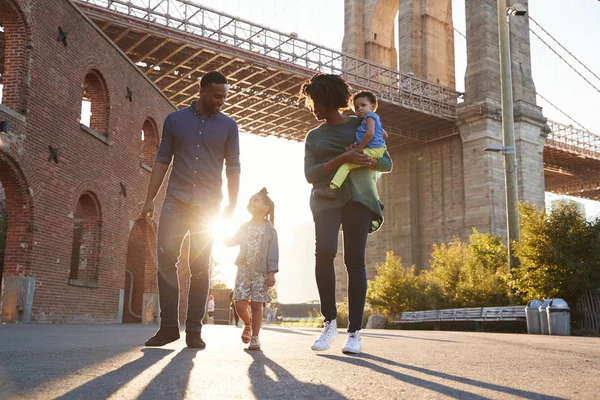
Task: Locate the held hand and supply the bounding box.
[266,272,276,287]
[140,200,154,220]
[344,147,372,166]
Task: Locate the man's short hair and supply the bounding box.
[200,71,228,88]
[352,91,378,107]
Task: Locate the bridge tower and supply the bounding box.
[342,0,547,285]
[343,0,455,87]
[457,0,546,239]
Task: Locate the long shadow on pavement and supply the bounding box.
[321,354,565,400]
[319,354,491,400]
[137,348,201,399]
[246,350,347,399]
[56,348,174,400]
[360,353,566,400]
[0,325,154,394]
[361,333,459,343]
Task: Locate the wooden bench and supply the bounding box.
[392,306,526,331]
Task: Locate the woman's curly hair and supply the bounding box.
[300,73,351,111]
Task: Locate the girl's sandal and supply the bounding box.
[241,320,252,344]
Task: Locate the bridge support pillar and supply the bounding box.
[343,0,398,69]
[397,0,455,87]
[458,0,546,241]
[343,0,455,87]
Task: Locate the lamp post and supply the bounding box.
[493,1,526,273]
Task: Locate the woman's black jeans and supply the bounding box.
[314,201,372,332]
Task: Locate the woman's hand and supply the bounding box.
[343,147,373,166]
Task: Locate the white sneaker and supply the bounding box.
[311,320,338,351]
[342,331,361,354]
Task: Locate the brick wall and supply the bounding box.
[0,0,175,323]
[0,0,29,114]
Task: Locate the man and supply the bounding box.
[142,71,240,349]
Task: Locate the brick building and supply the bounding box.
[0,0,199,323]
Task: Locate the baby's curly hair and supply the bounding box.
[353,91,378,110]
[300,73,351,110]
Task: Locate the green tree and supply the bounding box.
[510,201,600,308]
[366,251,429,315]
[425,230,510,308]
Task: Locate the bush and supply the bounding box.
[366,251,430,316]
[426,230,511,308]
[510,201,600,308]
[366,231,511,315]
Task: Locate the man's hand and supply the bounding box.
[222,204,235,219]
[141,200,154,220]
[266,272,276,287]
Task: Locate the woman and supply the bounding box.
[302,73,392,354]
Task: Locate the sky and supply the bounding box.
[2,0,599,303]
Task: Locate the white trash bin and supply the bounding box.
[539,299,552,335]
[525,299,543,334]
[547,298,571,336]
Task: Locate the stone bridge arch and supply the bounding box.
[343,0,455,88]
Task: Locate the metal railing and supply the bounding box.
[74,0,461,118]
[546,120,600,158]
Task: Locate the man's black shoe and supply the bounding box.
[144,327,180,347]
[186,332,206,349]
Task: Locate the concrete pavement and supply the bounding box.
[0,324,599,399]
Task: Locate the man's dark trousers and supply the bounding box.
[156,196,216,333]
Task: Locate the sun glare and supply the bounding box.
[210,215,244,288]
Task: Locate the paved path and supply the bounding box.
[0,324,599,399]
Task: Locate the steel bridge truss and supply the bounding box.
[75,0,460,143]
[545,120,600,200]
[72,0,600,200]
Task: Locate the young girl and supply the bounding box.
[225,188,279,350]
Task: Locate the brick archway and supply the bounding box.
[123,219,156,323]
[69,192,102,284]
[0,152,32,322]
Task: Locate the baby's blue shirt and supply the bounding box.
[356,112,386,148]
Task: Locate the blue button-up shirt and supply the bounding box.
[155,101,241,207]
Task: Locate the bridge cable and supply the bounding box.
[529,16,600,84]
[453,27,466,39]
[536,92,591,133]
[529,28,600,95]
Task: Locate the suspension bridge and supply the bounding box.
[74,0,600,200]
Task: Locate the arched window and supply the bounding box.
[140,118,158,169]
[69,193,101,286]
[0,0,29,114]
[80,70,110,137]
